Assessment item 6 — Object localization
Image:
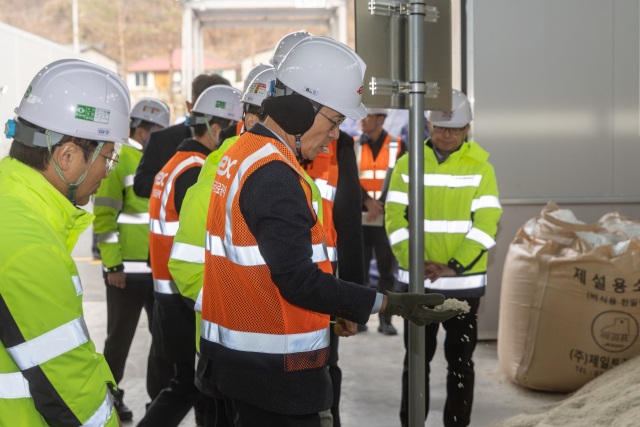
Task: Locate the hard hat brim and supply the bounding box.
[338,103,368,121]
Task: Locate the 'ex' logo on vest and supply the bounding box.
[218,156,237,179]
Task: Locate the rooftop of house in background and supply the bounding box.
[127,49,238,73]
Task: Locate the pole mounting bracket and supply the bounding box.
[370,77,439,98]
[368,0,438,22]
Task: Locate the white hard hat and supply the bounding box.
[427,89,472,128]
[276,36,367,120]
[366,108,389,116]
[14,59,133,146]
[242,68,276,107]
[191,85,243,122]
[244,64,273,91]
[270,30,312,67]
[130,98,170,128]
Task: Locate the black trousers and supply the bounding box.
[103,275,154,384]
[327,327,341,427]
[222,394,320,427]
[363,225,396,296]
[400,297,481,427]
[138,361,203,427]
[146,354,175,401]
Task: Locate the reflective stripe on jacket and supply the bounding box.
[355,133,400,199]
[0,157,118,427]
[385,140,502,294]
[202,132,332,374]
[149,150,207,303]
[304,139,339,271]
[94,144,152,276]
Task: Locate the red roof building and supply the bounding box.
[126,49,237,73]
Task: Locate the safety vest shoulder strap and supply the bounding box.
[388,135,401,168]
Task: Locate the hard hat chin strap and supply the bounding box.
[294,135,304,164]
[46,131,104,205]
[204,114,218,146]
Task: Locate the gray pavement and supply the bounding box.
[74,202,566,427]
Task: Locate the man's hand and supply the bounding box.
[424,261,456,282]
[382,292,460,326]
[334,317,357,337]
[364,198,384,223]
[107,271,127,289]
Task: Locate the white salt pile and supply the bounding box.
[492,354,640,427]
[435,298,471,313]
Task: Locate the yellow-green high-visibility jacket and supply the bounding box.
[168,135,324,352]
[94,144,152,277]
[0,157,118,427]
[385,140,502,298]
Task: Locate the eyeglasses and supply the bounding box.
[432,125,467,136]
[99,151,119,173]
[315,107,346,131]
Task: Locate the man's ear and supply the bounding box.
[54,142,79,171]
[186,101,193,114]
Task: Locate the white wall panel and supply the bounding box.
[469,0,640,337]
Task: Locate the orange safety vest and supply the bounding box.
[355,133,401,200]
[304,139,339,272]
[236,121,244,135]
[202,132,332,374]
[149,149,207,302]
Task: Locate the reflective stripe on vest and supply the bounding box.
[397,268,486,290]
[202,319,329,354]
[149,151,207,301]
[471,195,502,211]
[97,232,119,244]
[356,134,400,200]
[117,212,150,225]
[401,173,482,188]
[93,197,123,211]
[424,220,472,234]
[84,389,115,427]
[206,232,327,266]
[388,224,495,249]
[72,275,83,296]
[170,241,206,264]
[123,174,135,187]
[154,278,180,295]
[203,133,331,374]
[304,139,339,270]
[159,156,205,235]
[236,121,244,135]
[0,372,31,399]
[6,317,90,371]
[314,178,337,203]
[149,218,180,236]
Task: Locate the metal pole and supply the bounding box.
[407,1,426,427]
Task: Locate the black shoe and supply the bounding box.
[114,389,133,421]
[357,323,368,333]
[377,313,398,336]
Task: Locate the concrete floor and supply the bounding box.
[73,203,568,427]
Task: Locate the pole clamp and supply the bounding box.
[368,1,439,22]
[370,78,440,98]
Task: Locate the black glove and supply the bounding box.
[385,292,460,326]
